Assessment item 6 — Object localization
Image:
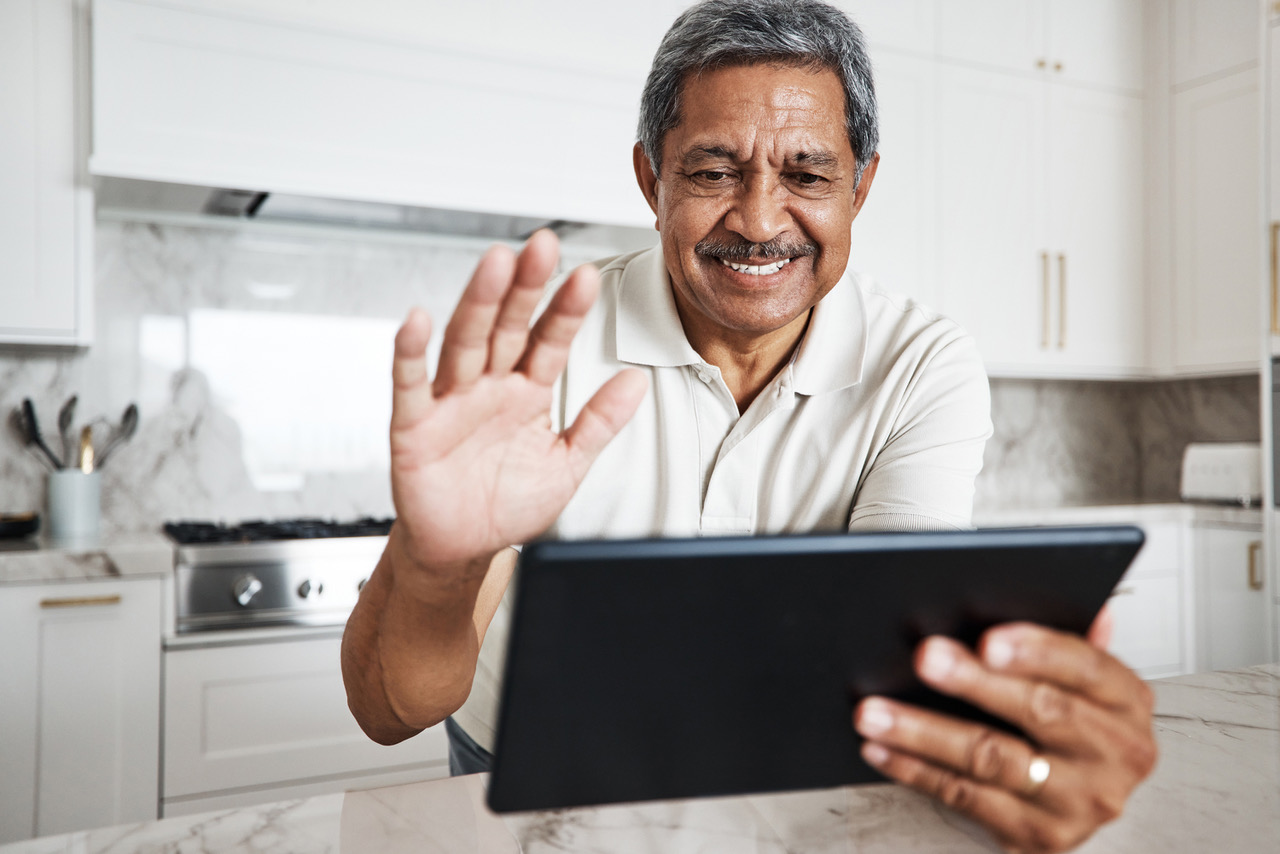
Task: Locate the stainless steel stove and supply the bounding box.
[164,518,392,634]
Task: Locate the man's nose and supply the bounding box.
[723,178,789,245]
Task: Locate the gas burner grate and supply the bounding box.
[163,517,394,545]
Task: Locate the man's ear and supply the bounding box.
[633,142,661,229]
[850,151,880,220]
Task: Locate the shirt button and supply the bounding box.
[697,371,712,383]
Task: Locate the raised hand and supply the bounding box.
[388,228,648,579]
[854,612,1157,853]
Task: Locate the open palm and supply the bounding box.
[388,230,647,576]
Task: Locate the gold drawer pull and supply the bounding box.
[1041,251,1051,348]
[40,594,122,609]
[1271,223,1279,335]
[1248,541,1263,591]
[1057,253,1067,349]
[1110,586,1136,597]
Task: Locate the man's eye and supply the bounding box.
[793,173,823,185]
[696,171,728,182]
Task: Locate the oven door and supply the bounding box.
[162,629,447,815]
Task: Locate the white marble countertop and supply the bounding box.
[4,664,1276,854]
[0,502,1261,587]
[975,501,1263,529]
[0,531,173,585]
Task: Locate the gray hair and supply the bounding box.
[637,0,878,184]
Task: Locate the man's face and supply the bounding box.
[635,62,877,345]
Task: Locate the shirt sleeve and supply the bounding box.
[848,332,992,532]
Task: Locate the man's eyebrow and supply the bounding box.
[790,150,841,170]
[679,145,738,165]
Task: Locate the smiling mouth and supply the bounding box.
[718,257,793,276]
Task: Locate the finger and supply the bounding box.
[516,263,601,386]
[562,369,648,479]
[1086,604,1113,651]
[854,696,1054,806]
[861,745,1087,854]
[916,636,1151,756]
[977,624,1153,714]
[488,229,560,376]
[391,308,435,434]
[435,244,517,395]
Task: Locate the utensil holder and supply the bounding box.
[46,470,101,544]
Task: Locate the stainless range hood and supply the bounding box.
[93,176,603,243]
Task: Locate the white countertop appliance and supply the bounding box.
[1180,443,1262,506]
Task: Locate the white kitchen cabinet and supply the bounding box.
[1045,85,1146,373]
[90,0,654,228]
[937,63,1145,377]
[1193,524,1269,671]
[1171,0,1261,88]
[1107,521,1192,679]
[937,0,1143,93]
[1172,68,1264,373]
[0,578,161,844]
[0,0,93,345]
[162,634,447,814]
[937,0,1048,76]
[837,0,936,55]
[937,66,1048,371]
[848,51,938,307]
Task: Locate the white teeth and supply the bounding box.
[719,257,792,276]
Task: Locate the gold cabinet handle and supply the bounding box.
[1110,585,1136,597]
[1041,251,1051,349]
[1057,253,1067,349]
[1248,541,1263,591]
[1270,222,1278,335]
[40,594,122,609]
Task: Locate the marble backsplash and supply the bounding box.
[0,218,1264,533]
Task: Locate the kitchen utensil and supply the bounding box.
[78,425,94,473]
[0,511,39,539]
[57,395,77,468]
[96,403,138,468]
[21,399,64,470]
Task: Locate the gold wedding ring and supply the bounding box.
[1025,755,1051,797]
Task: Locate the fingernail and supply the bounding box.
[920,638,957,683]
[862,742,890,767]
[984,635,1015,670]
[857,699,894,737]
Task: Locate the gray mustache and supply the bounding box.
[695,238,817,262]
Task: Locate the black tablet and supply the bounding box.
[487,525,1144,813]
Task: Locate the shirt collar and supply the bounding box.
[616,245,702,367]
[791,268,867,395]
[615,244,868,392]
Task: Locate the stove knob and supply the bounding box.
[297,578,323,599]
[233,574,263,607]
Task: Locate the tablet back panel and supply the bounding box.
[487,526,1143,813]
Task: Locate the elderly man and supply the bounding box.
[341,1,1156,850]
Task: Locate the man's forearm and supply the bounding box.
[340,530,496,744]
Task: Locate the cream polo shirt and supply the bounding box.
[452,245,993,751]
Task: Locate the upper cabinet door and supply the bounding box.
[848,51,937,307]
[835,0,936,55]
[0,0,91,346]
[1048,86,1146,373]
[1172,0,1262,87]
[937,0,1047,75]
[1048,0,1145,93]
[1172,68,1263,373]
[937,65,1049,372]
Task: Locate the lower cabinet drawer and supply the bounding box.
[163,635,447,800]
